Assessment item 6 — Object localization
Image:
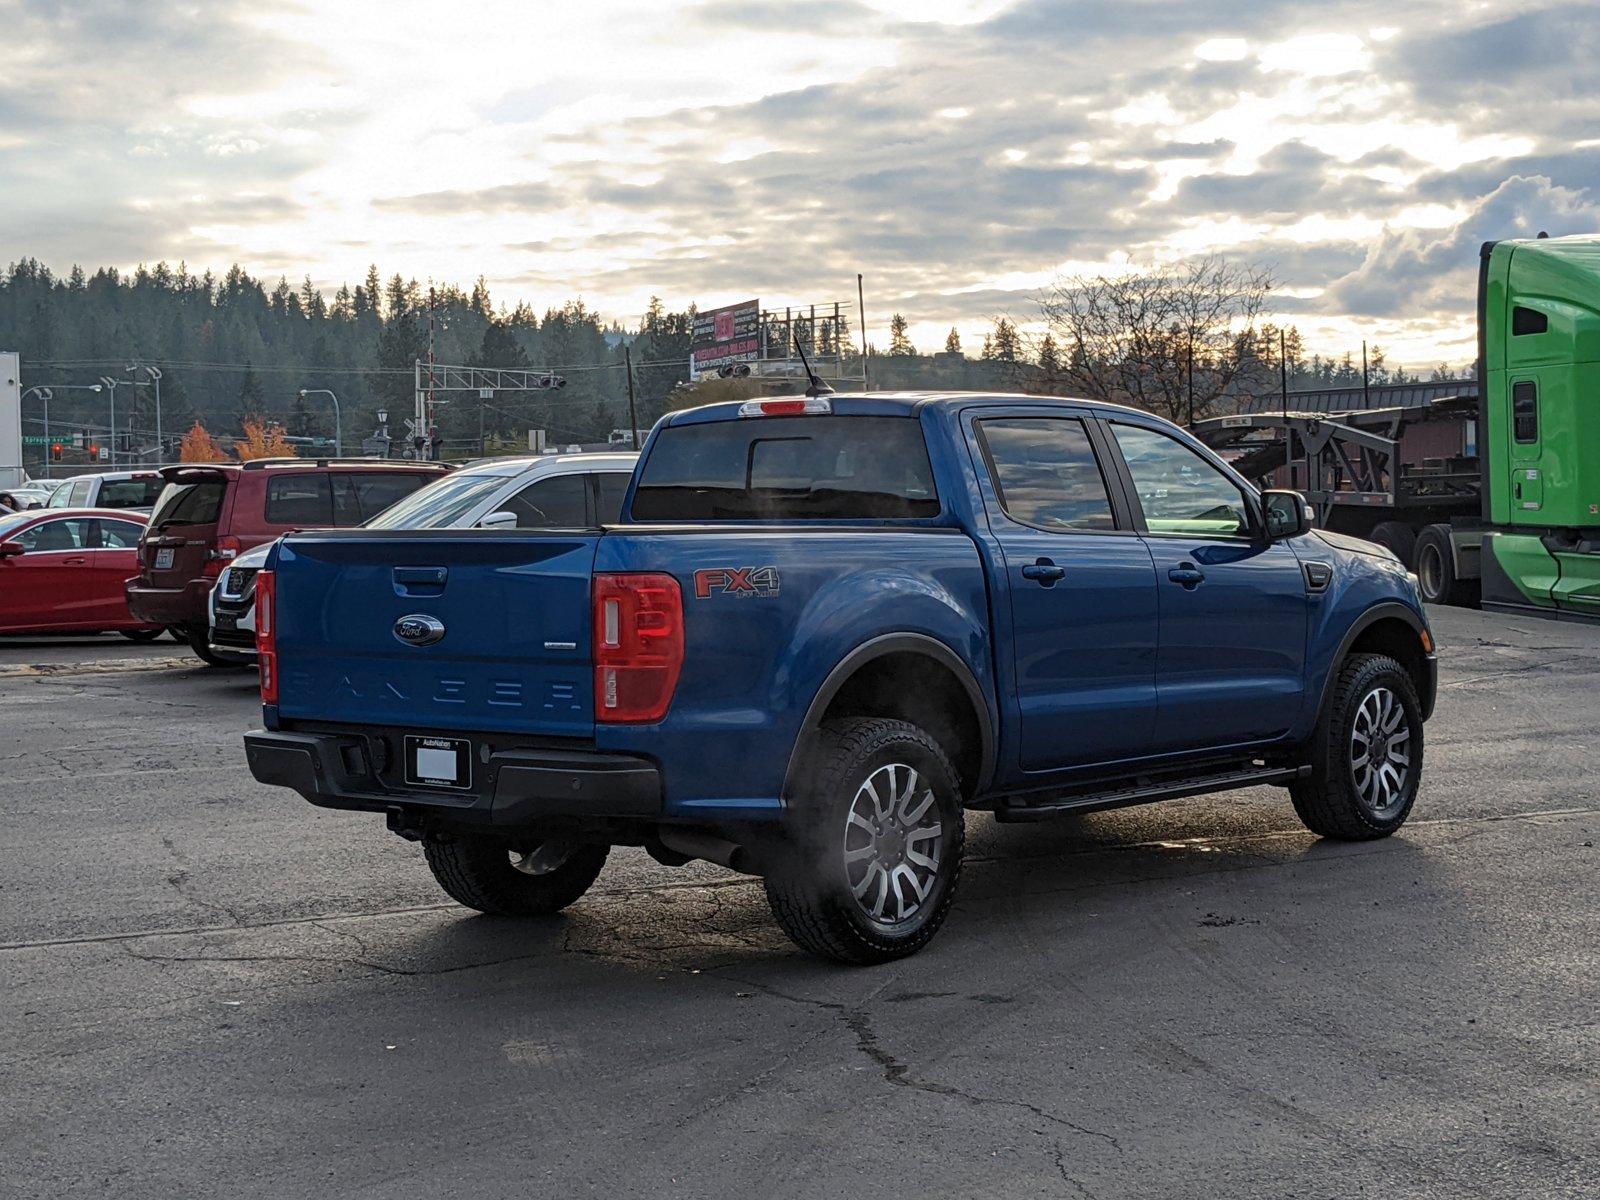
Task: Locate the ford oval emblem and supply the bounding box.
[393,613,446,647]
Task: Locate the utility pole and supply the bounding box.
[129,362,163,463]
[624,345,640,448]
[1186,343,1195,429]
[426,286,437,459]
[1280,329,1292,422]
[857,274,869,391]
[1361,340,1370,409]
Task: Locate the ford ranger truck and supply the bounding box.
[244,393,1437,964]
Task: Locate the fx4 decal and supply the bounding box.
[694,566,781,598]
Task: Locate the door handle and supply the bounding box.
[1021,559,1066,586]
[64,556,88,566]
[1168,564,1205,588]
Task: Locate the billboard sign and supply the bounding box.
[691,299,760,374]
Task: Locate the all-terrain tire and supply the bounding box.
[423,835,609,916]
[764,717,965,965]
[1291,652,1423,840]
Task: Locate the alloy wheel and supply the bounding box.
[1351,686,1411,816]
[843,762,944,926]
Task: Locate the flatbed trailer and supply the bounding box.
[1198,235,1600,622]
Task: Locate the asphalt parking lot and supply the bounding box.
[2,609,1595,1200]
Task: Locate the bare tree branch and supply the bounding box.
[1038,256,1277,422]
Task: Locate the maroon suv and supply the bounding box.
[127,458,450,664]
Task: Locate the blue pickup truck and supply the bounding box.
[245,392,1436,963]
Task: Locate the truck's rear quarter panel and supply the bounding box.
[593,527,992,817]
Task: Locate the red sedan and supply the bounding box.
[0,508,164,639]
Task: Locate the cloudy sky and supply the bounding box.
[4,0,1598,365]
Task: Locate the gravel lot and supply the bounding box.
[2,607,1595,1199]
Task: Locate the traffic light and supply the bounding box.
[51,443,63,462]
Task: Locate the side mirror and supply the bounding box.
[0,542,24,558]
[1262,490,1314,541]
[477,510,518,530]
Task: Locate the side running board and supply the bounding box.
[994,763,1312,823]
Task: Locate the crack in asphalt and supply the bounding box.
[117,940,553,980]
[714,973,1125,1155]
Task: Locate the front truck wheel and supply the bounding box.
[1292,653,1424,840]
[423,835,609,916]
[764,717,966,964]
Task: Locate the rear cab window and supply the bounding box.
[631,415,939,520]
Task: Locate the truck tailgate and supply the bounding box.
[271,532,599,737]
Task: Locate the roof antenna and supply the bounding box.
[792,324,834,397]
[1537,230,1550,239]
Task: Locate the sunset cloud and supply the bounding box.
[1,0,1594,365]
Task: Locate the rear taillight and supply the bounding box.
[593,573,683,723]
[204,535,242,577]
[255,569,277,704]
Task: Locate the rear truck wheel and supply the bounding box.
[1415,524,1475,606]
[764,717,966,965]
[1369,521,1417,569]
[422,835,609,916]
[119,628,165,642]
[186,626,251,668]
[1291,653,1423,840]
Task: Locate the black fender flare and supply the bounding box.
[781,632,997,802]
[1316,602,1437,724]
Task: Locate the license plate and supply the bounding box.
[154,548,174,570]
[404,735,472,790]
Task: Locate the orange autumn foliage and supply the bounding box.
[178,421,228,463]
[234,416,297,462]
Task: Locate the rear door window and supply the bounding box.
[265,474,333,526]
[503,474,589,527]
[977,417,1117,531]
[632,416,939,520]
[97,519,146,549]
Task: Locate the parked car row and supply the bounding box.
[1,454,639,652]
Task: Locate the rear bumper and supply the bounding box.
[126,577,213,628]
[244,728,662,828]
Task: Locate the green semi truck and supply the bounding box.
[1198,234,1600,622]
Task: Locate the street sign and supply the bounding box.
[479,388,494,399]
[22,435,54,445]
[98,447,109,461]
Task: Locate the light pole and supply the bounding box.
[25,383,102,477]
[298,388,342,456]
[129,363,163,463]
[97,376,123,466]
